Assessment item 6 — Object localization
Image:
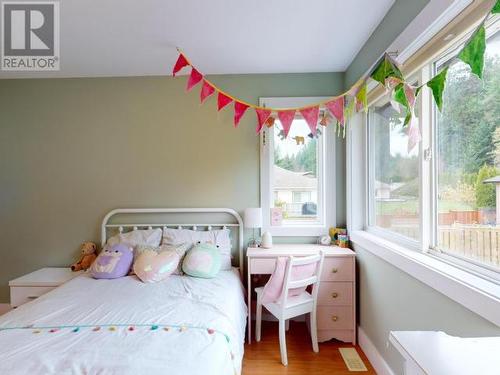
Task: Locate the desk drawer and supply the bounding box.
[321,257,353,281]
[318,282,353,306]
[249,258,276,274]
[10,286,54,307]
[317,306,353,330]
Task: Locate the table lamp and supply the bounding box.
[244,208,262,247]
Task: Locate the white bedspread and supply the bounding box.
[0,269,247,375]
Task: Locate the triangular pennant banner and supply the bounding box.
[493,0,500,13]
[355,82,368,113]
[458,25,486,79]
[326,97,345,125]
[200,80,215,103]
[426,67,448,111]
[278,110,296,138]
[407,111,421,153]
[300,106,319,136]
[234,102,249,127]
[217,92,233,111]
[404,83,416,109]
[255,109,272,133]
[172,54,189,76]
[186,68,203,91]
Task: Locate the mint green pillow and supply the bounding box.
[182,243,221,278]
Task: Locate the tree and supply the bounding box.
[475,164,498,208]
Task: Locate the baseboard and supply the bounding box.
[358,326,394,375]
[0,303,12,315]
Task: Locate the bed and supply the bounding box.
[0,208,248,375]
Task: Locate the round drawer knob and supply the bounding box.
[331,315,338,322]
[331,268,338,273]
[331,292,338,298]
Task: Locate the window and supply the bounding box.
[366,16,500,277]
[368,92,421,242]
[433,21,500,272]
[260,97,335,236]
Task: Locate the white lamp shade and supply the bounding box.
[244,208,262,228]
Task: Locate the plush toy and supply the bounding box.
[91,243,134,279]
[71,242,98,271]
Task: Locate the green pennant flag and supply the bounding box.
[458,25,486,79]
[393,83,414,126]
[427,67,449,111]
[492,0,500,14]
[370,54,403,85]
[356,82,368,112]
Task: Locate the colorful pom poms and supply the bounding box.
[179,326,187,332]
[163,327,170,332]
[128,326,135,331]
[92,326,101,332]
[72,327,80,333]
[32,330,41,334]
[49,328,58,333]
[109,326,116,332]
[151,325,159,331]
[207,328,215,335]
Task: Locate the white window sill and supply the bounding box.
[351,230,500,326]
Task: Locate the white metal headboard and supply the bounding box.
[101,208,244,276]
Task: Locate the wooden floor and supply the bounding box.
[242,321,376,375]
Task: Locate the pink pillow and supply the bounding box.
[261,257,317,304]
[133,249,180,283]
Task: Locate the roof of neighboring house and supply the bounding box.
[483,176,500,184]
[274,166,317,190]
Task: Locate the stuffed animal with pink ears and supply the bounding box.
[71,242,98,271]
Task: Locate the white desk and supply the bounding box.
[389,331,500,375]
[247,244,356,344]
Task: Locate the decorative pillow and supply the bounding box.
[107,228,162,248]
[162,228,231,270]
[91,243,134,279]
[261,257,317,304]
[135,243,191,275]
[182,243,221,278]
[133,249,180,283]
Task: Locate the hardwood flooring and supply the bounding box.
[242,321,376,374]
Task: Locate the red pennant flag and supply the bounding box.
[255,109,272,133]
[300,106,319,136]
[200,80,215,103]
[325,97,345,125]
[234,102,249,127]
[217,92,233,111]
[172,54,189,76]
[186,68,203,91]
[278,110,296,138]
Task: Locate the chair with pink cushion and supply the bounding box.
[254,251,325,366]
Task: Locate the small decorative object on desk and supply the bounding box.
[319,235,331,246]
[261,231,273,248]
[338,234,349,248]
[70,242,98,271]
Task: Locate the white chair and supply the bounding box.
[255,252,325,366]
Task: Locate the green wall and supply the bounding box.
[355,246,500,373]
[0,72,344,303]
[345,0,430,87]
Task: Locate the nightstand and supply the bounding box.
[9,267,83,307]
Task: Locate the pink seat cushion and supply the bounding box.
[261,257,317,304]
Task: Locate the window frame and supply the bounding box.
[364,16,500,282]
[260,96,336,237]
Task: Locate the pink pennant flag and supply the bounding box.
[404,83,416,109]
[172,54,189,76]
[325,97,345,125]
[255,108,272,133]
[300,106,320,136]
[278,110,295,138]
[186,68,203,91]
[200,80,215,103]
[407,113,421,153]
[217,92,233,111]
[233,102,249,127]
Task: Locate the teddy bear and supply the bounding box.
[71,241,98,271]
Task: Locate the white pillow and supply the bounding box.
[107,228,162,248]
[162,228,232,270]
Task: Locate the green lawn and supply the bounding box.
[376,199,474,215]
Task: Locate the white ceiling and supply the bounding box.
[0,0,395,79]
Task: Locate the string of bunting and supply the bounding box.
[172,1,499,151]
